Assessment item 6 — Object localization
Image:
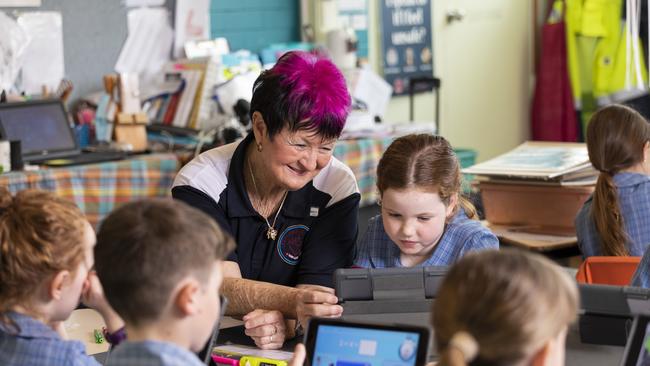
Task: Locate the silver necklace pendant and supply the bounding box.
[267,227,278,241]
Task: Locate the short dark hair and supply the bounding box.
[249,50,351,140]
[95,198,235,326]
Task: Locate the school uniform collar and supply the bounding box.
[391,210,467,267]
[422,210,467,264]
[0,312,60,340]
[226,133,314,219]
[283,183,316,218]
[226,133,255,218]
[614,172,650,188]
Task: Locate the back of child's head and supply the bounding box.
[587,104,650,256]
[377,133,476,218]
[433,249,578,366]
[0,188,87,322]
[94,198,235,327]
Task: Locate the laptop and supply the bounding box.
[0,99,126,166]
[619,315,650,366]
[303,317,430,366]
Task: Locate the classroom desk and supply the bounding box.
[90,317,624,365]
[0,153,179,227]
[334,137,393,207]
[214,318,624,366]
[0,138,390,226]
[66,309,110,356]
[486,223,581,261]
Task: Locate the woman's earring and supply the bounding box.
[257,143,263,152]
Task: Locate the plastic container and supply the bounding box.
[455,148,477,168]
[479,181,594,235]
[455,148,476,192]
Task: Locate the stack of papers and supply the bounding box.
[462,141,597,186]
[340,121,435,140]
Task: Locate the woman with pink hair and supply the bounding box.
[173,51,359,349]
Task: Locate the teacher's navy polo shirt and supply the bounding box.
[171,134,360,288]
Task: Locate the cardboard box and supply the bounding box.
[114,112,148,152]
[479,181,594,236]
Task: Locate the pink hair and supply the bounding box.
[274,51,351,135]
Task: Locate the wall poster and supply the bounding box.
[381,0,433,95]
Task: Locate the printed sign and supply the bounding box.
[381,0,433,95]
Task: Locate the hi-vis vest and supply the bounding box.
[564,0,647,112]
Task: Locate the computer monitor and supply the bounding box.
[0,99,79,162]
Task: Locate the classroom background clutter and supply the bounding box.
[2,1,650,366]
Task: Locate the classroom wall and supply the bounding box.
[210,0,300,53]
[365,0,435,126]
[4,1,533,161]
[365,1,534,162]
[307,1,533,162]
[1,0,174,102]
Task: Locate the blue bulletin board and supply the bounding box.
[380,0,433,95]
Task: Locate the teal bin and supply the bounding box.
[454,148,477,192]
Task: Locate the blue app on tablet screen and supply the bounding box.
[312,325,420,366]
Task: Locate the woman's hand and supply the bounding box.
[243,309,287,349]
[81,270,124,333]
[295,285,343,328]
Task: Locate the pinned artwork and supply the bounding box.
[0,0,41,6]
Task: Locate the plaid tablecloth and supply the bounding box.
[0,153,179,227]
[0,138,389,227]
[334,137,394,207]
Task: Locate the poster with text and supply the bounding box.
[381,0,433,95]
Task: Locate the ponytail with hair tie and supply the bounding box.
[442,331,479,366]
[593,169,629,256]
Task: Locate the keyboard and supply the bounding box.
[33,151,128,167]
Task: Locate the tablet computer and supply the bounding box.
[303,318,430,366]
[620,315,650,366]
[334,266,448,301]
[578,284,650,346]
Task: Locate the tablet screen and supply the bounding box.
[311,324,421,366]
